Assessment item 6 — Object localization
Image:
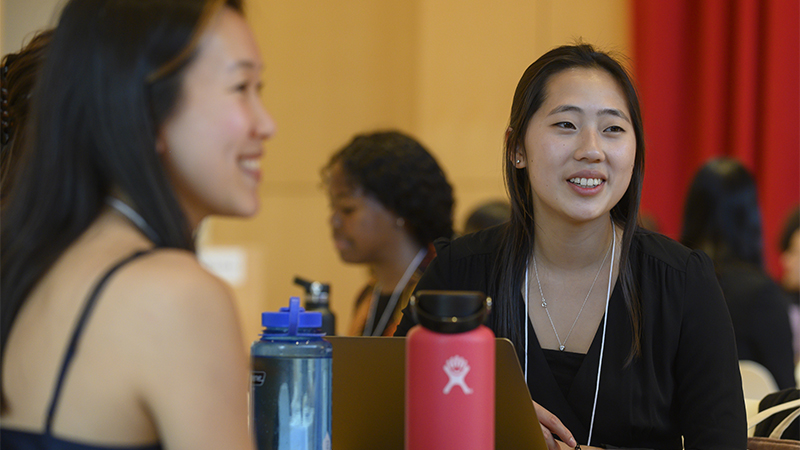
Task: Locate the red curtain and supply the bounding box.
[632,0,800,278]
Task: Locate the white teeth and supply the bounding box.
[240,158,260,171]
[569,177,602,187]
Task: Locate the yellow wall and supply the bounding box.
[203,0,631,346]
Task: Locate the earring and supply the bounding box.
[516,159,520,164]
[396,218,405,228]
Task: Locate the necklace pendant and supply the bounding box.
[541,301,547,308]
[559,344,565,351]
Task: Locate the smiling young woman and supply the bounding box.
[395,44,746,450]
[0,1,273,449]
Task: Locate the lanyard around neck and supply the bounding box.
[364,248,427,336]
[523,222,616,447]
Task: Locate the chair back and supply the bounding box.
[741,360,780,400]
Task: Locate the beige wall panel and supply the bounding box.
[414,0,540,229]
[245,0,418,185]
[533,0,632,57]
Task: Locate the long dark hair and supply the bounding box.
[681,157,764,270]
[491,43,645,364]
[0,0,243,411]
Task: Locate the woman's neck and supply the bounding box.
[371,240,425,293]
[532,214,618,272]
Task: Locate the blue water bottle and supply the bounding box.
[251,297,332,450]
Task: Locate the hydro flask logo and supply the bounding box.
[252,371,266,386]
[442,355,473,395]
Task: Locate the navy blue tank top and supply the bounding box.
[1,251,162,450]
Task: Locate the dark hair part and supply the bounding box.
[323,130,455,247]
[780,206,800,253]
[1,29,54,205]
[681,158,764,269]
[494,43,645,364]
[0,0,243,412]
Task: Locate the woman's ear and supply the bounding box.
[506,128,526,169]
[513,148,527,168]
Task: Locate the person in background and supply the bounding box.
[681,157,795,389]
[779,206,800,363]
[0,0,274,448]
[780,207,800,304]
[462,199,511,235]
[1,29,52,205]
[322,131,454,336]
[395,43,745,449]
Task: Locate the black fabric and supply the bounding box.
[0,429,162,450]
[717,262,796,390]
[543,349,584,399]
[1,250,162,450]
[395,226,747,450]
[755,388,800,440]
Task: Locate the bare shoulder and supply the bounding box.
[106,248,239,340]
[97,249,252,449]
[122,248,231,303]
[132,248,227,291]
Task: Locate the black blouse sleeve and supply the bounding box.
[676,251,747,450]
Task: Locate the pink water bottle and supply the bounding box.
[405,291,494,450]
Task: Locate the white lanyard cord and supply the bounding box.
[587,223,615,446]
[524,269,529,381]
[523,222,616,447]
[364,248,427,336]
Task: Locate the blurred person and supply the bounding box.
[779,206,800,303]
[681,157,795,389]
[1,29,53,205]
[322,131,454,336]
[0,0,274,448]
[395,43,745,449]
[779,206,800,363]
[462,199,511,235]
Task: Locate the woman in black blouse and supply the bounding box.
[395,44,746,450]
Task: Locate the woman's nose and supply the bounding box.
[574,129,605,162]
[252,98,276,141]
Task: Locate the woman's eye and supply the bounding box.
[554,122,576,129]
[604,125,625,133]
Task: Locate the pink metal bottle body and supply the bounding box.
[405,324,495,450]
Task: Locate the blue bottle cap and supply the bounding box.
[262,296,323,336]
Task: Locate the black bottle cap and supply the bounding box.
[410,290,491,334]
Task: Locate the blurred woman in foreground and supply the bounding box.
[0,0,274,448]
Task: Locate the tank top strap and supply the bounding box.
[45,249,154,433]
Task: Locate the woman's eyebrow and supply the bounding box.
[547,104,631,123]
